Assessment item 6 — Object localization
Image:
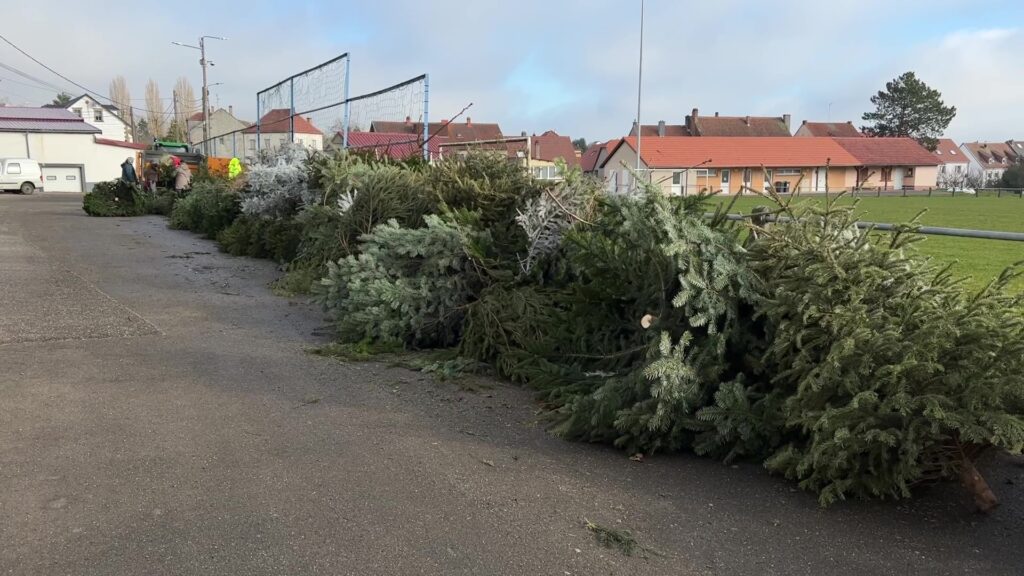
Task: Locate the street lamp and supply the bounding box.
[172,35,227,154]
[636,0,645,175]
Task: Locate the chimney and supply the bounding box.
[632,120,639,135]
[521,130,527,137]
[692,108,699,120]
[783,114,791,130]
[714,112,719,117]
[802,120,808,125]
[228,105,233,116]
[744,116,751,126]
[657,120,666,137]
[466,117,472,127]
[405,115,412,126]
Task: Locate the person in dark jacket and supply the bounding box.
[121,157,138,184]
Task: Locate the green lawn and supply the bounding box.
[710,195,1024,292]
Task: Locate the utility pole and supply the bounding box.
[636,0,645,176]
[129,107,137,143]
[172,36,226,155]
[200,36,209,155]
[172,89,179,141]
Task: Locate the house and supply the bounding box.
[242,109,324,160]
[50,94,132,142]
[794,121,863,138]
[930,138,971,188]
[629,108,792,138]
[960,142,1020,185]
[832,137,940,190]
[187,106,249,157]
[600,136,860,195]
[0,106,148,191]
[581,140,620,175]
[370,117,503,143]
[526,130,580,179]
[328,131,448,161]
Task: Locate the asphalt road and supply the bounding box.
[1,193,1022,576]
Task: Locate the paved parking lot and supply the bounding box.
[1,193,1021,575]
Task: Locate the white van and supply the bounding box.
[0,158,44,194]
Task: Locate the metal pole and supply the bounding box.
[343,57,351,149]
[635,0,644,174]
[200,37,209,155]
[256,93,261,155]
[422,74,430,161]
[289,77,295,146]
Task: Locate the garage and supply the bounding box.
[41,166,84,193]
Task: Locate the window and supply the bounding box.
[775,181,790,194]
[72,108,82,117]
[694,169,717,177]
[906,167,914,177]
[279,138,287,146]
[66,175,76,180]
[264,138,271,149]
[940,165,946,173]
[47,175,57,181]
[776,168,801,176]
[742,168,752,183]
[955,165,962,174]
[299,138,304,146]
[764,169,773,184]
[720,169,729,183]
[949,149,957,155]
[7,163,21,175]
[672,172,682,185]
[94,110,103,122]
[936,150,942,155]
[248,139,256,150]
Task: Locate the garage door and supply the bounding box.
[41,166,83,193]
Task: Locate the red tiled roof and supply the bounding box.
[693,115,790,137]
[629,124,692,137]
[931,138,969,165]
[94,137,148,150]
[833,137,940,166]
[604,137,860,169]
[341,131,447,160]
[530,130,580,168]
[242,109,322,135]
[961,142,1020,169]
[580,143,604,172]
[189,111,205,121]
[796,121,863,137]
[370,119,502,143]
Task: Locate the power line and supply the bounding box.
[0,32,186,117]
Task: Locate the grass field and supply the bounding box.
[710,195,1024,292]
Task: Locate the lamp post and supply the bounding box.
[636,0,645,175]
[172,36,227,154]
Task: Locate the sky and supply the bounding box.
[1,0,1022,144]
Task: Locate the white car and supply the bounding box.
[0,158,43,194]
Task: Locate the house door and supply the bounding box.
[813,167,827,192]
[720,169,730,194]
[671,171,682,196]
[742,169,752,194]
[892,168,905,190]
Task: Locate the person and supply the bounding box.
[228,157,242,180]
[120,157,138,184]
[143,162,158,193]
[173,157,192,193]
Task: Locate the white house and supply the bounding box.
[931,139,971,188]
[242,109,323,161]
[187,106,249,157]
[58,94,133,142]
[0,107,147,192]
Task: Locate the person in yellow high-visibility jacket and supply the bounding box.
[228,157,242,179]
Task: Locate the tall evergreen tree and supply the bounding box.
[50,92,74,107]
[861,71,956,151]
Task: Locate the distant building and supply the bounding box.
[832,137,941,191]
[580,140,620,175]
[370,117,502,143]
[960,142,1021,185]
[629,108,792,138]
[526,130,580,179]
[329,131,448,161]
[0,106,148,191]
[242,109,323,160]
[187,107,249,157]
[51,94,132,142]
[794,121,863,138]
[930,138,971,188]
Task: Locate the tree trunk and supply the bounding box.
[960,455,999,513]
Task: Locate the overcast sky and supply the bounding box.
[2,0,1021,143]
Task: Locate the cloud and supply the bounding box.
[0,0,1019,144]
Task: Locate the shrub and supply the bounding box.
[317,212,485,347]
[736,200,1024,508]
[169,181,240,238]
[239,144,314,219]
[217,215,303,263]
[82,180,147,217]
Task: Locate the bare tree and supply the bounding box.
[145,80,166,138]
[108,76,131,118]
[173,77,198,128]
